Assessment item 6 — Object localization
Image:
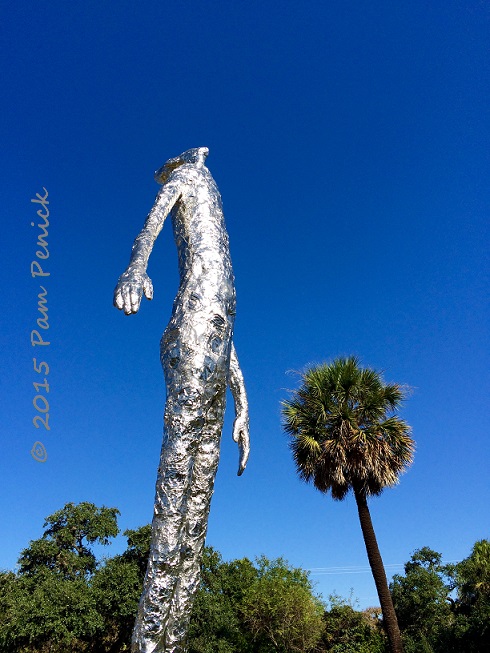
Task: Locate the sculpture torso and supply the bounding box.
[161,163,236,410]
[169,164,236,309]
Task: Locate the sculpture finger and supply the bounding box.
[130,287,142,313]
[122,287,134,314]
[114,289,124,310]
[143,276,154,300]
[237,431,250,475]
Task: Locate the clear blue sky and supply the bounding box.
[2,0,488,608]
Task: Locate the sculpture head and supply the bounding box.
[154,147,209,184]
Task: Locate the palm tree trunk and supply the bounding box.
[353,487,403,653]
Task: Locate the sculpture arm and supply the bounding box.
[114,179,181,314]
[229,342,250,475]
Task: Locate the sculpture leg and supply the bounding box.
[162,418,225,651]
[131,318,231,653]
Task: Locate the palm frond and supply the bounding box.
[282,357,415,499]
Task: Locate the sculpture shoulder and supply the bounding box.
[162,165,221,210]
[167,164,215,190]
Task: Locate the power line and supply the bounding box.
[309,560,461,575]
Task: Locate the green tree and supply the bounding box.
[89,524,154,652]
[321,594,387,653]
[120,524,152,579]
[188,547,257,653]
[282,357,414,653]
[189,550,325,653]
[450,539,490,652]
[241,557,325,653]
[390,547,453,652]
[0,502,120,652]
[18,502,120,579]
[455,539,490,609]
[0,569,102,652]
[91,554,142,652]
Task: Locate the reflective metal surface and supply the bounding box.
[114,147,249,653]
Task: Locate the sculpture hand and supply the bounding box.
[113,267,154,315]
[233,413,250,476]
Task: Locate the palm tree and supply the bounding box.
[282,357,414,653]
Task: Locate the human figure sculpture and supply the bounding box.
[113,147,250,653]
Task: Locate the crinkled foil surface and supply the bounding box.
[114,148,249,653]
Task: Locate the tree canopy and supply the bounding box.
[391,541,490,653]
[18,502,120,579]
[1,502,488,653]
[282,357,414,500]
[390,547,453,652]
[241,556,325,653]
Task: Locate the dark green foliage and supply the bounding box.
[0,502,122,652]
[189,549,325,653]
[454,539,490,608]
[120,524,152,580]
[321,595,387,653]
[0,571,102,652]
[91,556,142,652]
[188,547,257,653]
[391,542,490,653]
[18,502,120,579]
[1,508,327,653]
[240,557,325,652]
[89,524,151,652]
[390,547,453,652]
[2,502,489,653]
[449,540,490,652]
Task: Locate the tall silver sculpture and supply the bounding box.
[114,147,250,653]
